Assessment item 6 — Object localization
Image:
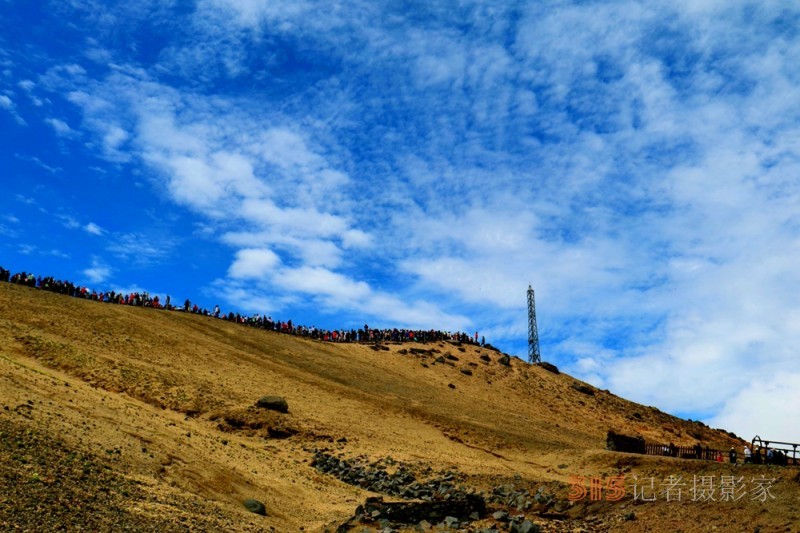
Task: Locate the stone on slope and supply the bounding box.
[255,395,289,413]
[243,498,267,515]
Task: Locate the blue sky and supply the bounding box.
[2,0,800,443]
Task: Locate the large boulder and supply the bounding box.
[255,396,289,413]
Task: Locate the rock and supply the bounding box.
[533,487,552,505]
[243,498,267,515]
[492,510,509,521]
[348,495,485,528]
[498,355,511,366]
[255,396,289,413]
[435,356,446,364]
[460,368,473,376]
[267,426,296,439]
[443,516,459,528]
[448,383,456,389]
[445,354,459,361]
[510,519,540,533]
[570,383,594,396]
[480,354,491,362]
[536,362,559,374]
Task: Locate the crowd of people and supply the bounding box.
[654,440,797,467]
[742,444,795,466]
[0,266,486,347]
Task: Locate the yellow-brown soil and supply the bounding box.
[0,282,797,532]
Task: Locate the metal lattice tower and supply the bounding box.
[527,285,541,363]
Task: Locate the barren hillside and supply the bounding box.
[0,281,797,532]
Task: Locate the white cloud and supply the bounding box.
[201,0,315,29]
[106,232,174,264]
[103,125,128,154]
[228,248,280,279]
[45,117,76,137]
[16,154,60,173]
[341,229,371,248]
[0,93,25,124]
[58,214,81,229]
[707,373,800,443]
[84,222,105,235]
[0,224,18,238]
[260,128,321,169]
[82,257,111,284]
[274,265,371,301]
[214,282,275,314]
[109,284,149,296]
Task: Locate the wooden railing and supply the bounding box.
[607,431,799,465]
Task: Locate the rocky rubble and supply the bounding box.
[335,495,486,531]
[314,451,589,532]
[312,451,476,502]
[488,483,554,512]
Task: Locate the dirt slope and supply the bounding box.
[0,282,797,532]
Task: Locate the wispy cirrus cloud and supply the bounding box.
[45,117,76,137]
[0,93,25,124]
[105,232,175,265]
[41,61,469,327]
